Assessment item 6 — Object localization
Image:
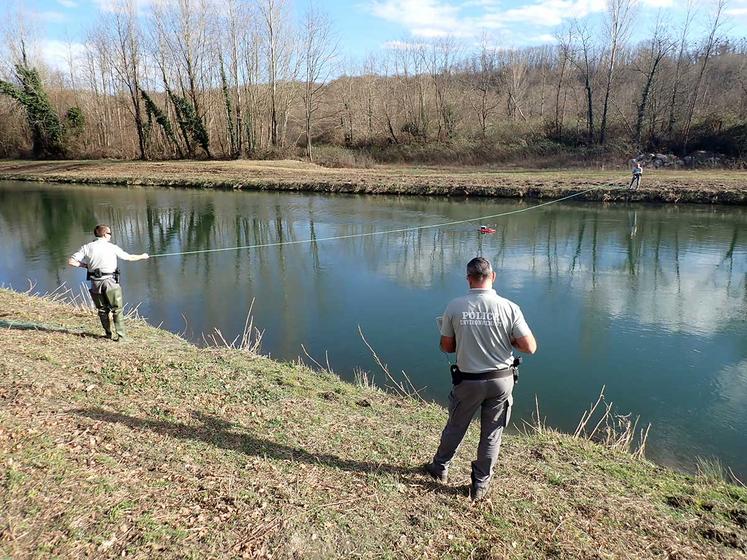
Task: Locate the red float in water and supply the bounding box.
[479,226,496,234]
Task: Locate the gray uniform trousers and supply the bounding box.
[432,377,514,488]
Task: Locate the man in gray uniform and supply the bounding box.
[69,224,149,340]
[425,257,537,501]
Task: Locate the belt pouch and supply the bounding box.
[450,364,462,386]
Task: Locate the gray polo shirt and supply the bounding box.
[440,288,532,373]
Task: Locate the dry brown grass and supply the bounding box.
[1,288,745,559]
[0,159,745,204]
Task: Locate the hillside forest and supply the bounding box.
[0,0,745,167]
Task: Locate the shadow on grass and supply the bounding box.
[74,407,466,497]
[0,320,103,339]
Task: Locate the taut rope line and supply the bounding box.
[149,187,603,258]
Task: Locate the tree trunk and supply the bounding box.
[585,79,594,144]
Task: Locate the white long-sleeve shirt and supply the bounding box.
[71,238,138,274]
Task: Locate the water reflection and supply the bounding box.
[1,185,744,341]
[0,181,745,478]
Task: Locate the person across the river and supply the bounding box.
[425,257,537,501]
[629,161,643,190]
[68,224,149,340]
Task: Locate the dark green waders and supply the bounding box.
[89,282,125,339]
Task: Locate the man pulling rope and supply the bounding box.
[68,224,149,341]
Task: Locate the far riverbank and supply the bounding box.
[1,159,746,204]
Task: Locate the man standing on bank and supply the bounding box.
[629,161,643,190]
[68,224,149,341]
[425,257,537,501]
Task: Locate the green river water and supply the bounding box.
[0,181,745,478]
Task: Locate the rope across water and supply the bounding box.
[149,187,604,258]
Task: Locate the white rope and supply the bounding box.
[150,187,603,258]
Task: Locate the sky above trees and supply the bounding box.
[11,0,747,72]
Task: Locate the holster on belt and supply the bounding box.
[450,364,461,385]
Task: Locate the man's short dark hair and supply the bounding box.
[94,224,111,238]
[467,257,492,279]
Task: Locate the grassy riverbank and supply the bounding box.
[1,159,746,204]
[1,289,745,559]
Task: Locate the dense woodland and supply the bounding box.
[0,0,746,166]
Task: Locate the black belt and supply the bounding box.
[450,364,514,385]
[87,268,120,282]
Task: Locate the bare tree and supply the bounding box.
[0,1,42,75]
[600,0,635,145]
[241,21,263,155]
[504,48,529,122]
[151,0,213,157]
[465,38,500,140]
[682,0,726,151]
[531,46,552,120]
[394,43,430,141]
[379,53,401,144]
[223,0,247,157]
[149,19,192,157]
[634,16,674,146]
[258,0,297,148]
[337,61,357,147]
[666,0,696,137]
[105,0,147,159]
[425,37,460,140]
[300,2,337,160]
[362,56,378,141]
[569,21,599,143]
[554,29,573,139]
